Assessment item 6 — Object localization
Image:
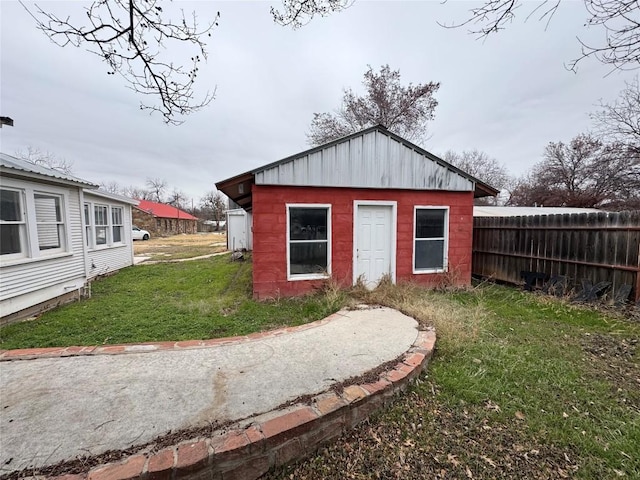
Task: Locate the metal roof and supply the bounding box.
[85,189,139,205]
[135,199,198,220]
[0,152,97,188]
[473,206,604,217]
[216,125,499,211]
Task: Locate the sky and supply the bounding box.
[0,0,635,205]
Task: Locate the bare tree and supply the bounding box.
[23,1,219,124]
[122,184,150,200]
[592,75,640,149]
[508,134,640,210]
[200,190,226,228]
[271,0,352,27]
[308,65,440,146]
[15,146,74,174]
[167,188,188,209]
[442,149,512,205]
[145,177,167,202]
[441,0,640,71]
[99,180,121,193]
[272,0,639,71]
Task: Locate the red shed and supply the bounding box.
[216,126,498,299]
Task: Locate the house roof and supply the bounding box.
[85,189,139,206]
[216,125,499,211]
[473,206,604,217]
[135,199,198,220]
[0,152,97,188]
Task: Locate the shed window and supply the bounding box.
[287,205,331,279]
[0,188,26,256]
[413,207,448,272]
[34,193,65,251]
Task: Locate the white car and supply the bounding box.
[132,226,150,241]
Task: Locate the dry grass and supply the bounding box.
[350,280,490,353]
[133,232,227,260]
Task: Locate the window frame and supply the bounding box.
[111,206,124,244]
[93,204,109,247]
[84,203,92,248]
[0,180,72,265]
[84,201,128,250]
[0,187,28,260]
[412,206,449,274]
[286,203,332,281]
[33,192,66,254]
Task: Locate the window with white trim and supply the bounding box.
[84,203,92,247]
[1,185,69,261]
[34,193,65,252]
[94,205,108,245]
[287,205,331,278]
[112,207,124,243]
[413,207,448,272]
[0,188,26,257]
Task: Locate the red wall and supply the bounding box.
[252,185,474,299]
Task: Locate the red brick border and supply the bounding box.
[26,327,436,480]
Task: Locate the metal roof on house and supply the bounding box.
[473,206,604,217]
[216,125,499,211]
[135,199,198,220]
[85,189,139,205]
[0,152,97,188]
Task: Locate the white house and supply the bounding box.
[0,153,137,323]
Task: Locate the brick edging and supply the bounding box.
[38,327,436,480]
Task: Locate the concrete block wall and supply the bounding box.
[252,185,474,299]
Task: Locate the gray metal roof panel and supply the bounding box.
[0,152,97,187]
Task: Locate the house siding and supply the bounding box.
[84,195,134,279]
[252,185,474,299]
[1,184,86,316]
[255,130,474,192]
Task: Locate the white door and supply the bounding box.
[227,212,247,250]
[355,205,393,288]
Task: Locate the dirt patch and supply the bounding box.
[133,233,226,260]
[581,333,640,409]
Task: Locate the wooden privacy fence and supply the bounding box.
[472,211,640,303]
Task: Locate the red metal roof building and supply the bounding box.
[133,200,198,236]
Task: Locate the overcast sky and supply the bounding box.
[0,0,635,204]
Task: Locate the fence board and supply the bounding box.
[473,211,640,303]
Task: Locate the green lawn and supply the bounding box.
[269,284,640,479]
[0,255,345,349]
[3,260,639,478]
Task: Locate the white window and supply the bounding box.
[413,207,448,273]
[112,207,123,243]
[84,203,92,247]
[34,193,65,252]
[1,185,69,262]
[0,188,26,258]
[287,205,331,280]
[94,205,108,245]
